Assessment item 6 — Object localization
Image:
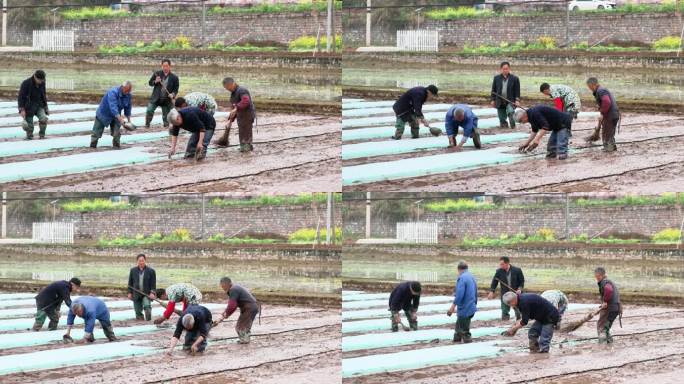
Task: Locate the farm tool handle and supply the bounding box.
[491,92,526,111]
[495,278,518,293]
[127,285,177,312]
[39,299,64,312]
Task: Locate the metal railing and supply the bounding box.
[32,30,75,52]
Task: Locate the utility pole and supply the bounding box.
[1,192,6,238]
[200,194,205,240]
[565,0,570,48]
[365,192,371,239]
[326,192,332,244]
[326,0,333,52]
[366,0,371,47]
[2,0,7,47]
[201,0,207,48]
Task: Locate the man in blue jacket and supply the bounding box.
[447,261,478,343]
[445,104,481,151]
[388,281,421,332]
[90,81,133,149]
[63,296,117,343]
[502,292,560,353]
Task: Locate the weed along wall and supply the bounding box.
[344,204,683,240]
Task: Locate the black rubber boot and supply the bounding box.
[90,138,98,148]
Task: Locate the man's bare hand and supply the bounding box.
[19,110,26,118]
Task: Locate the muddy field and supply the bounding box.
[342,99,684,192]
[0,101,341,192]
[0,294,340,383]
[341,291,684,384]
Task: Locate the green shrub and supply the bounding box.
[288,35,342,51]
[61,6,129,20]
[424,198,495,212]
[208,1,340,15]
[575,194,684,207]
[424,6,493,20]
[653,36,682,52]
[61,199,130,212]
[210,193,340,207]
[288,227,342,244]
[652,228,681,244]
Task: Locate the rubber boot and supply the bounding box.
[529,339,540,353]
[499,121,509,129]
[239,144,249,153]
[409,320,418,331]
[38,122,47,139]
[112,135,121,149]
[145,114,153,128]
[472,129,482,149]
[391,127,404,140]
[452,333,462,343]
[237,330,250,344]
[410,124,420,139]
[135,314,144,321]
[463,334,472,344]
[144,308,152,321]
[84,333,96,343]
[545,152,557,159]
[90,138,98,148]
[102,324,117,342]
[31,321,43,331]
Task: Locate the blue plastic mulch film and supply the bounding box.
[0,293,36,301]
[342,132,529,160]
[0,340,159,376]
[0,300,133,319]
[0,107,147,127]
[343,295,454,310]
[342,147,523,186]
[0,324,158,350]
[342,300,501,321]
[342,340,513,377]
[342,117,502,141]
[0,104,96,117]
[342,326,507,352]
[0,147,160,183]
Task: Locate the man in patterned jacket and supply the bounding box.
[153,283,203,325]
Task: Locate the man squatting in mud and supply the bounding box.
[17,70,49,140]
[391,85,441,140]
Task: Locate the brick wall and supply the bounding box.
[8,204,342,240]
[345,205,683,240]
[62,12,342,49]
[344,11,681,48]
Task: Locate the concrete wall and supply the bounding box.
[8,204,342,240]
[344,205,683,240]
[344,11,681,47]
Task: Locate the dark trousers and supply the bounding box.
[186,129,215,157]
[237,110,255,145]
[602,117,619,151]
[236,302,259,343]
[132,295,152,320]
[597,309,619,343]
[394,114,419,139]
[184,329,208,352]
[33,302,61,331]
[528,320,555,352]
[454,314,473,340]
[146,100,172,127]
[497,104,515,128]
[390,307,417,331]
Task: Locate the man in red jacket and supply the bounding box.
[595,267,622,344]
[586,77,620,152]
[219,77,256,152]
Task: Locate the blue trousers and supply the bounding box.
[528,320,555,352]
[547,128,569,156]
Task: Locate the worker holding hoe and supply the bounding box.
[212,277,260,344]
[488,256,524,321]
[389,281,421,332]
[585,77,620,152]
[154,283,203,325]
[90,81,135,149]
[127,253,157,321]
[595,267,622,344]
[217,77,256,152]
[32,277,81,331]
[146,58,179,129]
[391,85,441,140]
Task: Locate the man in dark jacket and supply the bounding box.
[389,281,421,332]
[17,70,49,140]
[218,77,256,152]
[167,107,216,159]
[490,62,521,129]
[488,256,524,321]
[127,253,157,321]
[586,77,620,152]
[514,105,573,160]
[166,304,213,355]
[146,58,179,128]
[32,277,81,331]
[391,85,440,140]
[502,292,560,353]
[594,267,621,344]
[212,277,260,344]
